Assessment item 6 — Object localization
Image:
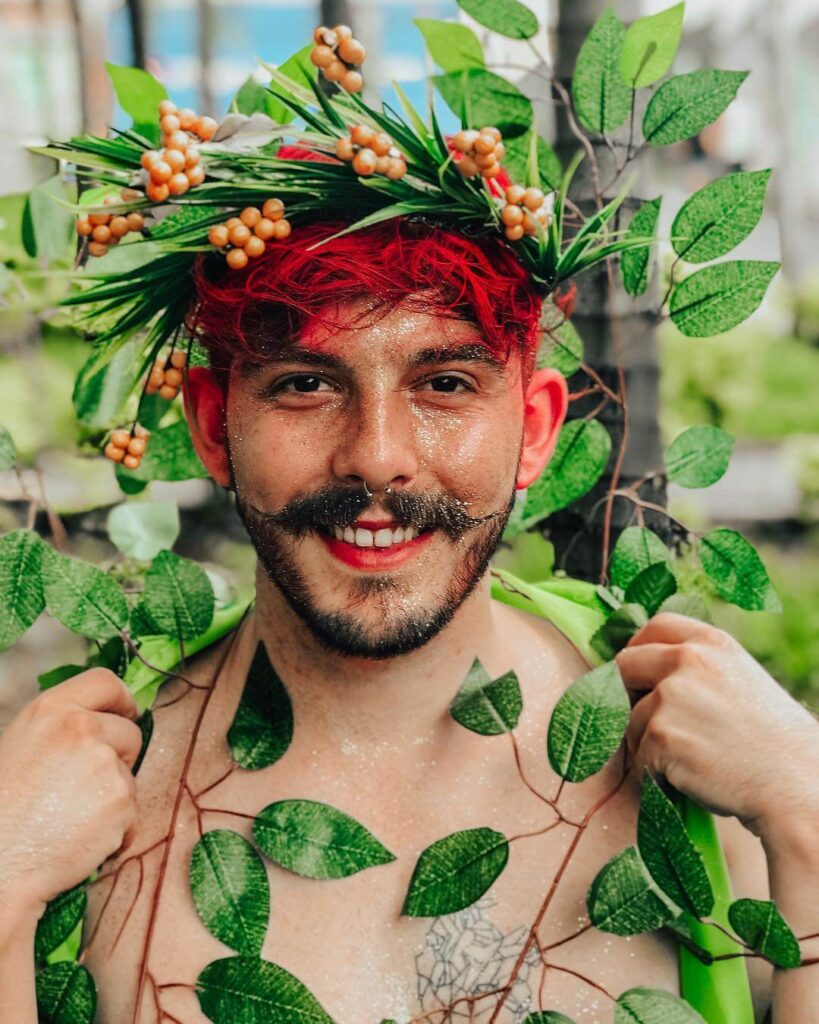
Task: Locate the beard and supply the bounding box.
[230,471,515,660]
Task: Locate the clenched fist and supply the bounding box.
[0,669,143,918]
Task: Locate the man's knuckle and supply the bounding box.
[66,709,100,740]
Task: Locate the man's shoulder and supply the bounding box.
[491,596,592,682]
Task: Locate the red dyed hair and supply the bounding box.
[187,217,544,376]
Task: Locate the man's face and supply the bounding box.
[220,300,532,658]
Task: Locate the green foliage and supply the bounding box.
[0,529,45,650]
[227,641,294,769]
[624,562,677,616]
[196,956,334,1024]
[591,604,648,661]
[502,131,562,192]
[414,18,484,72]
[0,423,17,469]
[105,63,168,143]
[669,261,780,338]
[547,660,630,782]
[615,987,706,1023]
[699,528,781,612]
[620,3,685,88]
[609,527,671,591]
[643,70,748,146]
[456,0,539,39]
[106,501,181,561]
[538,318,584,376]
[672,171,772,264]
[523,1015,576,1024]
[587,846,677,935]
[622,197,661,296]
[22,175,76,264]
[42,546,128,641]
[35,961,96,1024]
[253,799,396,879]
[728,899,801,969]
[433,69,532,138]
[116,420,209,488]
[402,827,509,916]
[189,830,270,955]
[449,657,523,735]
[142,549,215,639]
[72,339,142,429]
[572,9,632,135]
[35,886,88,964]
[665,425,734,488]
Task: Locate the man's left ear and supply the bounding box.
[516,368,568,490]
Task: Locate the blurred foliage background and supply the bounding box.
[1,0,818,722]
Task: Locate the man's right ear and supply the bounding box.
[184,366,231,487]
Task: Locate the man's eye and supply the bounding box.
[422,375,473,394]
[275,375,331,394]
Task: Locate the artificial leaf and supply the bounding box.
[457,0,539,39]
[609,527,671,591]
[0,529,45,650]
[231,75,272,117]
[39,664,84,690]
[72,338,141,428]
[590,604,648,661]
[190,830,270,955]
[227,641,294,769]
[196,956,333,1024]
[671,170,772,263]
[643,69,748,146]
[657,592,710,622]
[106,501,181,562]
[117,420,209,484]
[572,9,632,135]
[105,63,168,142]
[142,549,215,640]
[260,44,316,125]
[42,546,128,641]
[621,197,661,296]
[449,658,523,735]
[728,899,801,969]
[699,528,781,612]
[538,319,584,376]
[523,1015,577,1024]
[0,423,16,469]
[35,961,97,1024]
[669,261,779,337]
[619,3,685,89]
[22,175,76,264]
[402,827,509,916]
[433,69,532,138]
[520,420,611,529]
[587,846,678,936]
[502,131,562,192]
[638,774,713,917]
[547,660,630,782]
[415,18,484,72]
[665,425,734,488]
[253,799,396,879]
[35,886,87,964]
[614,986,706,1023]
[134,709,153,775]
[624,562,677,616]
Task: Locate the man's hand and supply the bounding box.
[0,669,143,920]
[615,612,819,838]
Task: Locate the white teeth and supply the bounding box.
[355,528,374,547]
[332,524,422,548]
[343,526,355,543]
[374,528,393,547]
[405,527,416,541]
[391,527,404,544]
[333,526,344,540]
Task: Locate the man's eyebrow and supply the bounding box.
[410,344,506,371]
[238,348,347,378]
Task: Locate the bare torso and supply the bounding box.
[81,602,716,1024]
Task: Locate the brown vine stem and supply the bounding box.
[544,960,617,1001]
[120,630,210,693]
[508,731,571,821]
[540,922,593,953]
[406,987,507,1024]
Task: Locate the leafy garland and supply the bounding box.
[3,0,806,1022]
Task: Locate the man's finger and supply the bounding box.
[95,712,145,768]
[616,643,681,694]
[58,669,139,720]
[625,689,658,757]
[627,611,712,649]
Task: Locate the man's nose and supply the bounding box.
[331,392,419,492]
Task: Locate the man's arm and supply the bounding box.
[0,891,41,1022]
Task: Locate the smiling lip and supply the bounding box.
[318,526,433,570]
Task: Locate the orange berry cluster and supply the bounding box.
[104,425,149,469]
[500,185,549,240]
[208,199,291,270]
[76,191,145,258]
[140,100,216,202]
[452,127,505,180]
[310,24,365,93]
[335,124,407,179]
[146,349,187,401]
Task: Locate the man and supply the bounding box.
[1,214,818,1024]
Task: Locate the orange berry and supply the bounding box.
[323,59,346,83]
[146,182,170,202]
[338,37,365,64]
[89,212,110,226]
[228,223,251,246]
[141,150,160,170]
[92,224,112,243]
[76,217,92,236]
[386,158,406,180]
[457,156,479,178]
[240,206,262,227]
[523,187,545,211]
[333,24,353,40]
[185,147,200,167]
[375,155,390,175]
[120,187,142,202]
[126,212,145,232]
[104,442,126,462]
[310,45,336,68]
[185,165,205,187]
[453,129,479,153]
[371,132,392,157]
[127,436,147,456]
[522,211,539,235]
[262,198,285,221]
[209,224,230,247]
[133,424,149,438]
[164,148,186,172]
[482,162,501,179]
[122,453,141,470]
[501,204,524,227]
[170,350,187,369]
[158,383,178,400]
[150,161,172,184]
[494,142,505,160]
[335,136,355,161]
[177,108,197,130]
[160,113,181,134]
[167,173,190,196]
[483,126,502,141]
[196,116,217,141]
[164,130,189,151]
[148,365,165,387]
[505,184,526,205]
[313,25,329,45]
[474,133,496,155]
[272,218,292,240]
[145,381,158,395]
[350,124,375,148]
[341,70,363,92]
[164,367,183,387]
[109,216,130,238]
[226,247,249,270]
[244,235,266,258]
[352,147,377,175]
[226,217,242,229]
[505,224,525,241]
[254,218,276,240]
[111,429,131,448]
[475,151,498,169]
[158,99,177,117]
